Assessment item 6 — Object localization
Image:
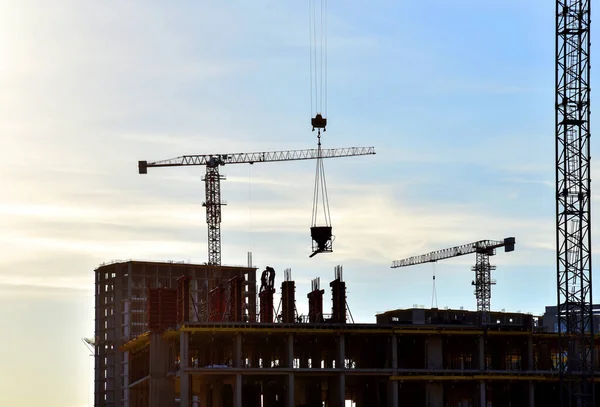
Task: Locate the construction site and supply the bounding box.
[95,259,600,407]
[91,1,599,407]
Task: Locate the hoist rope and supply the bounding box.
[311,138,320,226]
[309,0,327,116]
[320,0,323,114]
[309,0,331,229]
[311,157,320,227]
[309,1,314,115]
[248,164,254,252]
[431,263,438,309]
[320,0,327,116]
[311,133,332,227]
[323,0,327,116]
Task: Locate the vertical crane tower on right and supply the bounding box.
[555,1,594,405]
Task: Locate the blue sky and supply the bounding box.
[0,1,590,406]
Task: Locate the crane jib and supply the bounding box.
[391,237,515,269]
[140,147,375,169]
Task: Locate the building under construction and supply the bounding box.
[94,260,600,407]
[94,260,257,406]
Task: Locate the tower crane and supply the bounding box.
[138,146,375,273]
[555,1,594,405]
[391,237,515,325]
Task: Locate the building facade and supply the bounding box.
[94,260,256,407]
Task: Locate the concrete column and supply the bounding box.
[426,383,443,407]
[200,384,210,407]
[478,335,485,370]
[388,335,398,407]
[233,374,242,407]
[287,333,294,368]
[528,381,535,407]
[287,334,295,407]
[212,382,223,407]
[234,334,242,368]
[338,375,346,407]
[527,335,534,370]
[336,334,345,407]
[479,381,486,407]
[149,333,176,407]
[391,334,398,372]
[337,334,345,368]
[180,331,190,407]
[426,336,443,369]
[478,335,486,407]
[387,381,398,407]
[287,374,295,407]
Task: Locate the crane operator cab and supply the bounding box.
[207,156,224,168]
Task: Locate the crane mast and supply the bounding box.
[139,146,375,272]
[204,158,225,267]
[392,238,515,325]
[556,1,594,405]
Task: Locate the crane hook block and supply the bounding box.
[310,226,333,258]
[311,114,327,131]
[138,161,148,174]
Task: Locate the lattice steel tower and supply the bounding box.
[556,1,594,405]
[203,157,225,267]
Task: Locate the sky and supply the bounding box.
[0,0,589,406]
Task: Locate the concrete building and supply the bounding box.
[94,260,256,407]
[96,261,600,407]
[122,305,597,407]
